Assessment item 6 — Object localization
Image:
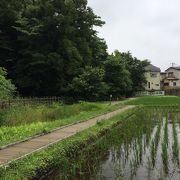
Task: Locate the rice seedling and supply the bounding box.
[150,140,156,167]
[164,118,169,146]
[172,119,179,164]
[161,118,169,174]
[138,138,143,163]
[150,122,161,167]
[161,141,168,174]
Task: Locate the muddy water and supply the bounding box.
[43,109,180,180]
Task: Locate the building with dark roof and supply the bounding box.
[145,64,161,72]
[161,66,180,88]
[166,66,180,71]
[144,64,161,91]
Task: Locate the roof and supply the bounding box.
[166,66,180,71]
[145,64,161,72]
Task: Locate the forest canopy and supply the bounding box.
[0,0,148,100]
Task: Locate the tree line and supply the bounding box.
[0,0,148,101]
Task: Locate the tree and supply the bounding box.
[0,0,23,77]
[120,52,150,93]
[104,51,132,97]
[0,0,148,99]
[0,0,108,96]
[0,68,16,99]
[69,66,109,100]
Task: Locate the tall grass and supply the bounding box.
[0,102,105,126]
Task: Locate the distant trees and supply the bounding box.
[104,51,148,98]
[0,0,148,101]
[69,51,148,100]
[120,52,149,93]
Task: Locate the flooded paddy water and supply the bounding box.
[43,107,180,180]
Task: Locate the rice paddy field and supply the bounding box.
[1,96,180,179]
[44,106,180,180]
[124,96,180,106]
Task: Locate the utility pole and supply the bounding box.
[170,62,176,67]
[109,94,112,105]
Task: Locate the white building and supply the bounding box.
[161,67,180,88]
[144,64,161,91]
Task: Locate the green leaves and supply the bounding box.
[0,0,146,99]
[104,51,133,96]
[13,17,43,36]
[0,0,108,97]
[0,67,16,99]
[70,66,109,100]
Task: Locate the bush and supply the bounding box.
[0,67,16,99]
[69,66,109,101]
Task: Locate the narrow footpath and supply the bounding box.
[0,105,135,166]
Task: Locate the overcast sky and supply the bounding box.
[88,0,180,71]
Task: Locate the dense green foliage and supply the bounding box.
[0,0,147,100]
[0,0,107,97]
[104,51,133,96]
[0,67,16,99]
[70,66,109,99]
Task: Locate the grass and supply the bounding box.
[0,102,124,148]
[0,102,109,127]
[1,96,180,179]
[124,96,180,106]
[1,96,179,148]
[1,105,180,179]
[0,107,137,180]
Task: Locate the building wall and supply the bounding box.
[165,68,180,87]
[145,71,161,90]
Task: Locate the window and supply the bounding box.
[150,73,157,78]
[168,72,173,77]
[156,84,159,86]
[148,82,150,88]
[173,82,176,86]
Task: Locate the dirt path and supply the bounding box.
[0,105,135,166]
[111,97,136,105]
